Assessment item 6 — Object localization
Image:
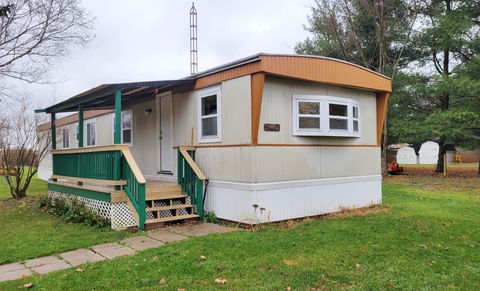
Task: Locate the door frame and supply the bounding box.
[156,91,173,174]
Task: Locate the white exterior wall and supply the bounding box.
[204,175,382,224]
[259,76,377,145]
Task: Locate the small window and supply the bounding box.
[112,111,133,145]
[353,106,359,132]
[86,120,96,146]
[197,86,221,143]
[328,103,349,131]
[295,100,322,133]
[122,111,133,144]
[62,128,69,148]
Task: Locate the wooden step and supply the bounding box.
[146,214,199,224]
[146,192,187,200]
[146,204,193,212]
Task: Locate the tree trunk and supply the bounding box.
[435,138,446,173]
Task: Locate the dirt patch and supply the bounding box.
[384,164,479,192]
[387,164,479,178]
[324,204,390,219]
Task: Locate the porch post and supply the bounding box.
[114,89,122,144]
[78,104,84,147]
[114,89,122,184]
[50,113,56,150]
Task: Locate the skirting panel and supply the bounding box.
[48,191,137,230]
[204,175,382,224]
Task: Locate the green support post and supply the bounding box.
[195,178,204,220]
[51,112,57,182]
[78,105,84,147]
[114,89,122,144]
[138,183,146,230]
[50,113,56,150]
[113,89,122,187]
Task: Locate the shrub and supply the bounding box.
[39,195,110,228]
[203,211,217,223]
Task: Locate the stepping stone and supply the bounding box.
[92,243,135,259]
[121,236,164,251]
[0,265,32,283]
[25,256,61,268]
[60,249,105,267]
[24,255,72,275]
[0,262,25,274]
[31,261,71,275]
[171,223,234,237]
[148,230,188,243]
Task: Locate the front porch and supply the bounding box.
[39,81,206,230]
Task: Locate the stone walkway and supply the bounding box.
[0,223,233,283]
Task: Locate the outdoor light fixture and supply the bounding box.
[145,108,152,116]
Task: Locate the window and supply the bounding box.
[328,102,349,131]
[111,111,133,145]
[294,100,322,135]
[352,105,359,132]
[86,120,96,146]
[197,86,221,143]
[292,95,360,137]
[62,128,70,148]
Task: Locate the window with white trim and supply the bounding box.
[86,120,96,146]
[111,111,133,145]
[197,86,221,143]
[62,128,70,148]
[293,95,360,137]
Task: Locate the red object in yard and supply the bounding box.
[387,161,404,175]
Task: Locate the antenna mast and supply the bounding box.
[190,3,198,75]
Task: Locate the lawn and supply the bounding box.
[0,166,479,290]
[0,174,137,265]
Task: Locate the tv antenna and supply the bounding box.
[190,2,198,75]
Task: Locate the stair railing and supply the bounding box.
[121,149,146,230]
[177,146,205,219]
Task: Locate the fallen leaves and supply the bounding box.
[75,268,84,272]
[214,277,227,284]
[200,255,207,261]
[18,282,33,289]
[158,278,166,285]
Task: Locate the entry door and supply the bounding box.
[160,93,173,173]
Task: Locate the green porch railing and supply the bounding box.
[51,145,146,230]
[121,150,146,230]
[177,146,205,219]
[52,149,116,180]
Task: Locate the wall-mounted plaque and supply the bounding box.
[264,123,280,132]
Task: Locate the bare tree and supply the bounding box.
[0,0,94,99]
[0,97,50,199]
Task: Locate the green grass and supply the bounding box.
[0,175,138,265]
[1,173,478,290]
[0,173,47,200]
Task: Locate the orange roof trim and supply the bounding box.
[195,54,392,93]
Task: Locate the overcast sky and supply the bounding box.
[25,0,312,109]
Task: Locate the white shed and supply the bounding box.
[419,141,439,164]
[396,146,418,164]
